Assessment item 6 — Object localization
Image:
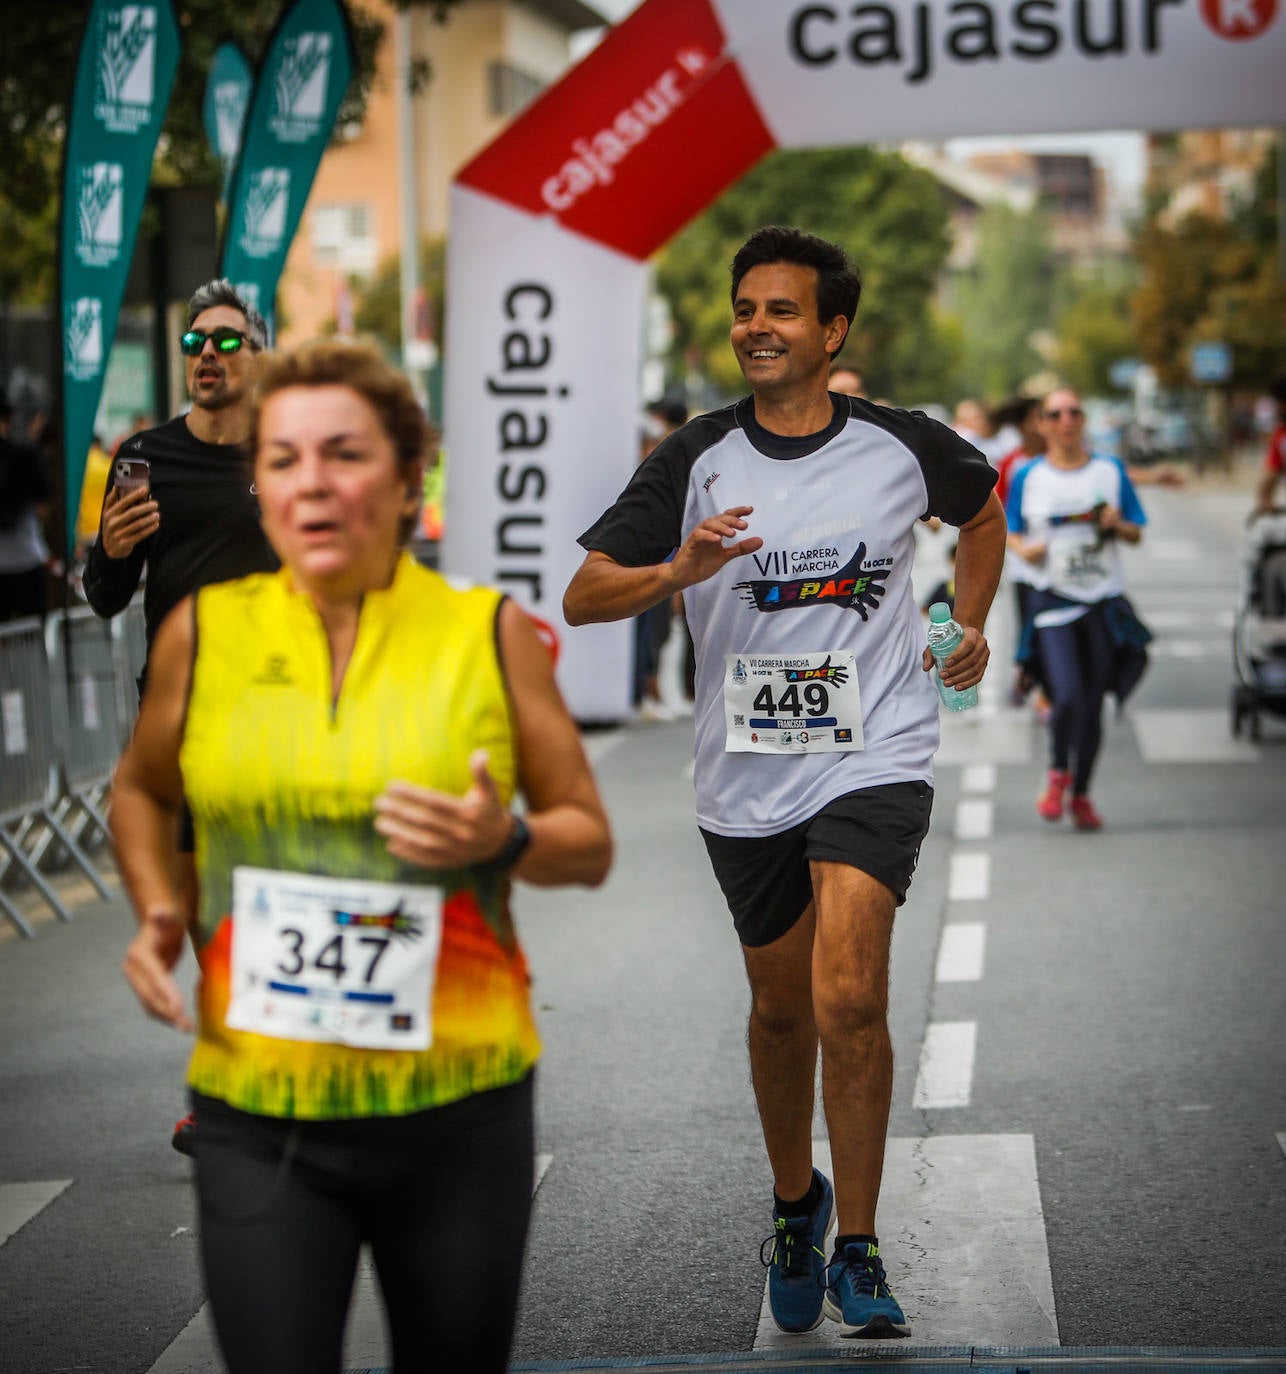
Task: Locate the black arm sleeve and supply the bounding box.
[577,424,707,568]
[82,470,147,619]
[907,411,998,525]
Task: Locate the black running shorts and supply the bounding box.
[700,782,934,948]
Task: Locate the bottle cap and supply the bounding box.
[928,602,952,623]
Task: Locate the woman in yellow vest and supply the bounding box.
[110,340,612,1373]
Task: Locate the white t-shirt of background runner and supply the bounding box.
[579,396,996,838]
[1007,455,1146,605]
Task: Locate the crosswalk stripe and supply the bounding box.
[0,1180,72,1248]
[935,923,986,983]
[913,1022,976,1109]
[754,1135,1057,1348]
[147,1152,556,1374]
[1131,710,1260,763]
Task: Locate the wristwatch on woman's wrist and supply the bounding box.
[478,813,531,872]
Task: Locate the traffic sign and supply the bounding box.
[1190,341,1232,384]
[1109,357,1143,390]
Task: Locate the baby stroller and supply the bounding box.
[1231,511,1286,739]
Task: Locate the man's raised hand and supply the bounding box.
[669,506,764,591]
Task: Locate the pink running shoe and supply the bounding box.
[1070,796,1103,831]
[1036,770,1071,822]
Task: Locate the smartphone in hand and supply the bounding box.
[114,457,150,496]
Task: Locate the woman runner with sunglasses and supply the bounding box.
[1005,387,1149,829]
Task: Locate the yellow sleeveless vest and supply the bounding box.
[181,555,540,1118]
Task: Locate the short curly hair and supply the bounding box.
[251,340,435,546]
[730,226,861,357]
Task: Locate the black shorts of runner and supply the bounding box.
[191,1072,535,1374]
[700,782,934,948]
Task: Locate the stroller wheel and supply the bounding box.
[1248,710,1262,742]
[1231,689,1244,737]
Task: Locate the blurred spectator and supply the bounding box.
[635,398,689,719]
[828,362,865,398]
[921,540,957,616]
[994,398,1044,506]
[0,388,52,622]
[1253,377,1286,516]
[76,434,114,551]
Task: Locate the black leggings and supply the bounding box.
[1035,610,1116,795]
[192,1074,535,1374]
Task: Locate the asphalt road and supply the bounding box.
[1,467,1283,1372]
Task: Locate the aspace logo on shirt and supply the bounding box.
[733,540,892,621]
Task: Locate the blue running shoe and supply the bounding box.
[822,1239,910,1338]
[759,1169,834,1333]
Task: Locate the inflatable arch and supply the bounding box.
[443,0,1284,719]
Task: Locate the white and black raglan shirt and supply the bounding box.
[578,394,997,838]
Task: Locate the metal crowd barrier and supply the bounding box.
[0,596,145,937]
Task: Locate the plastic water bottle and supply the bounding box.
[926,603,978,713]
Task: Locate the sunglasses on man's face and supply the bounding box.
[180,328,251,357]
[1043,407,1084,421]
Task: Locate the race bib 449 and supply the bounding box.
[723,651,864,754]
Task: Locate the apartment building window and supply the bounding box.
[488,61,545,118]
[311,203,377,275]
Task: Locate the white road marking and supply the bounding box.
[754,1135,1057,1348]
[936,716,1034,765]
[1150,640,1222,659]
[147,1153,557,1374]
[0,1179,72,1248]
[1131,709,1260,763]
[1145,539,1203,561]
[935,923,986,983]
[1146,608,1234,631]
[1277,1133,1286,1160]
[961,763,996,793]
[913,1022,977,1109]
[953,798,993,841]
[948,852,990,902]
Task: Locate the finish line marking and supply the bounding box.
[754,1135,1057,1349]
[147,1153,556,1373]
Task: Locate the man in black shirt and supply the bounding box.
[84,279,278,1156]
[84,279,278,649]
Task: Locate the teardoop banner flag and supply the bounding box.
[219,0,354,333]
[203,40,253,203]
[60,0,179,555]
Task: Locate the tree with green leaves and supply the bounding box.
[1054,277,1139,398]
[653,147,955,404]
[350,238,446,349]
[0,0,460,306]
[1132,154,1286,391]
[949,202,1058,403]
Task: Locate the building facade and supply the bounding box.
[277,0,604,345]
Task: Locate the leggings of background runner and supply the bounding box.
[1035,609,1116,795]
[193,1073,534,1374]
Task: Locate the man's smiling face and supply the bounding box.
[730,262,847,399]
